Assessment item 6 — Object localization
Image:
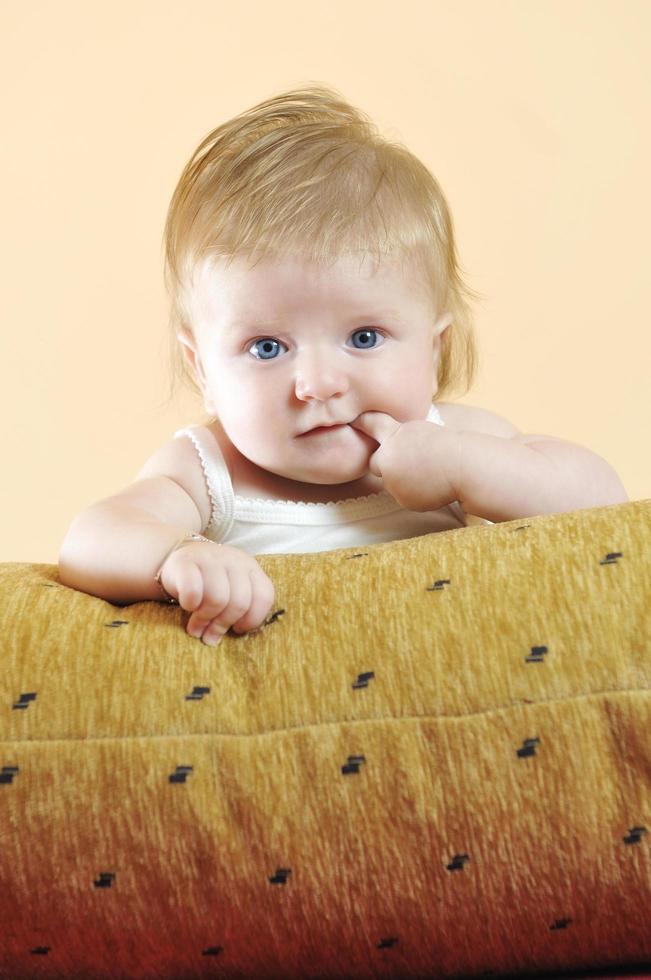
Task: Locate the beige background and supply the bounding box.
[2,0,649,564]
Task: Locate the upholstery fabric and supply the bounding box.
[0,498,649,979]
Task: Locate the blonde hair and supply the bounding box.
[162,82,481,411]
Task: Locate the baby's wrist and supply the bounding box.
[154,532,215,603]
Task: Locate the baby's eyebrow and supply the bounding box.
[228,311,405,331]
[222,317,281,336]
[343,311,406,324]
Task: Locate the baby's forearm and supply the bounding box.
[58,502,192,605]
[455,432,629,523]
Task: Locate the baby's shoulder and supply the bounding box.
[134,427,220,532]
[436,401,521,439]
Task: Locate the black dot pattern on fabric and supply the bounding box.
[1,500,650,979]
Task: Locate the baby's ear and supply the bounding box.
[177,328,202,375]
[433,311,453,339]
[176,329,215,413]
[432,314,452,363]
[177,326,196,355]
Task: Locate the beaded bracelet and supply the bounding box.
[153,532,219,604]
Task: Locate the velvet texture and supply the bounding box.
[1,499,649,980]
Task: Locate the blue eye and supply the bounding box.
[249,337,287,360]
[248,328,384,360]
[350,328,382,349]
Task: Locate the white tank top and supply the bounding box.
[173,404,488,555]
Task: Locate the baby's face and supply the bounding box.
[179,252,451,486]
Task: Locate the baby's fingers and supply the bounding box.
[173,561,206,613]
[230,569,275,635]
[197,570,253,646]
[185,566,229,638]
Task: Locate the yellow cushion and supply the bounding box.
[1,499,649,978]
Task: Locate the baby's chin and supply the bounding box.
[238,428,374,485]
[257,454,371,487]
[269,464,370,487]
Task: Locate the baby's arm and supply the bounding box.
[350,412,628,523]
[58,464,275,645]
[454,431,629,523]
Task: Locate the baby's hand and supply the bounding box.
[350,411,460,512]
[159,541,275,646]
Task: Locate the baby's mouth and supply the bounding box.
[297,423,350,437]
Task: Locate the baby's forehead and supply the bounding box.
[191,250,432,302]
[187,252,440,343]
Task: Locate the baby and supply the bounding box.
[58,84,628,647]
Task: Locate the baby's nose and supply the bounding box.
[294,353,349,401]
